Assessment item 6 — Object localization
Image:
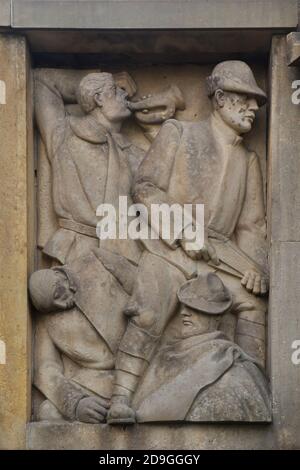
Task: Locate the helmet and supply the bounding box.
[207,60,267,107]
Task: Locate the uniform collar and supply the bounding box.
[69,114,131,149]
[211,112,243,147]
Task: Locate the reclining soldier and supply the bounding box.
[29,248,136,423]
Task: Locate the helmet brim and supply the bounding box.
[210,79,267,107]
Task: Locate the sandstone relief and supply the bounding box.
[29,61,271,425]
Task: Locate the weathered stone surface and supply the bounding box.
[27,422,276,450]
[287,32,300,66]
[263,38,300,451]
[9,0,298,30]
[268,36,300,242]
[25,35,300,450]
[29,61,270,428]
[269,242,300,449]
[0,0,11,27]
[0,34,34,449]
[21,30,285,66]
[0,2,298,448]
[34,63,267,250]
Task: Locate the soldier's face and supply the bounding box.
[180,306,219,337]
[95,81,131,122]
[217,91,259,134]
[52,270,75,311]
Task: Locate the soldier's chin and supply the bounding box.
[122,105,132,116]
[110,108,131,122]
[119,108,132,120]
[240,119,253,133]
[181,323,199,337]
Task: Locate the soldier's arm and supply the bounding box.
[35,69,136,156]
[134,121,186,244]
[235,152,268,289]
[34,317,88,420]
[34,68,90,156]
[134,120,180,199]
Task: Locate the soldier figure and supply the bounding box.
[29,248,137,423]
[107,61,269,424]
[133,273,271,423]
[35,69,144,265]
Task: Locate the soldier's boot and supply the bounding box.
[107,321,159,425]
[236,308,266,368]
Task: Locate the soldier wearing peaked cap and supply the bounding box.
[107,61,269,424]
[206,60,267,106]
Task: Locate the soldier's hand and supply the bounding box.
[180,237,220,265]
[75,396,109,424]
[241,270,269,296]
[113,71,137,97]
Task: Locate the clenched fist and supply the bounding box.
[113,71,137,98]
[75,396,109,424]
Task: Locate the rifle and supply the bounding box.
[208,233,268,280]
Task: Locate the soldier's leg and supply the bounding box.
[235,300,267,369]
[37,399,65,421]
[217,271,267,368]
[107,253,186,424]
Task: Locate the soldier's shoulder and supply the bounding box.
[162,118,208,133]
[161,118,184,132]
[181,118,212,141]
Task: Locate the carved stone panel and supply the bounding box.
[28,60,271,426]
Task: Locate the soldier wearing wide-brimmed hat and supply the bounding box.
[178,272,233,315]
[131,273,271,424]
[177,272,233,336]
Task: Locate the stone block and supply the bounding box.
[287,32,300,66]
[268,241,300,449]
[268,36,300,242]
[11,0,298,30]
[27,421,275,450]
[0,0,11,27]
[0,34,34,450]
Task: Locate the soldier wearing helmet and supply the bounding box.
[107,61,269,425]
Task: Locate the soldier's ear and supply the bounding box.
[214,89,225,108]
[94,93,103,108]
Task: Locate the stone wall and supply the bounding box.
[0,0,300,450]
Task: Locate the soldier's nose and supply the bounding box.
[181,308,192,317]
[248,98,258,111]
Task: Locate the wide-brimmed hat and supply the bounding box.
[177,273,233,315]
[207,60,267,107]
